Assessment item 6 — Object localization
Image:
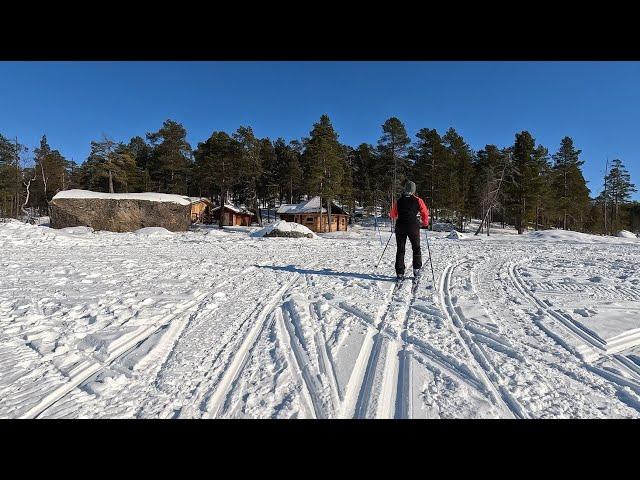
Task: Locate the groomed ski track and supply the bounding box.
[2,222,640,418]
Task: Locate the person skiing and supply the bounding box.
[389,181,430,281]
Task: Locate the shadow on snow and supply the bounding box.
[255,264,397,283]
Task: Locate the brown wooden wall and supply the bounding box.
[280,213,348,233]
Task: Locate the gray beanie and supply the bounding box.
[403,181,416,195]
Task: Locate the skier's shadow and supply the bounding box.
[255,264,397,283]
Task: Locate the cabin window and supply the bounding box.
[306,217,314,223]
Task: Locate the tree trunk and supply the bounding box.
[108,170,114,193]
[327,198,332,232]
[319,194,323,233]
[254,193,262,227]
[219,190,225,229]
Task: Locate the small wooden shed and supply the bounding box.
[277,196,349,233]
[189,197,215,224]
[211,204,255,226]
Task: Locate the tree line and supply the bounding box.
[1,115,637,234]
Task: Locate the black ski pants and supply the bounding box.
[395,223,422,275]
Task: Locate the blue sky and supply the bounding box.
[1,61,639,199]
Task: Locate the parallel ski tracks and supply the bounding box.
[26,266,258,419]
[353,269,433,418]
[205,262,323,418]
[439,260,523,419]
[508,260,640,393]
[204,273,303,418]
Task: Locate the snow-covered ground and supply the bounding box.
[1,220,640,419]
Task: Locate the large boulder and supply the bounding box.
[49,190,191,232]
[251,220,316,238]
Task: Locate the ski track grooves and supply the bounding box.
[440,260,522,419]
[508,260,640,394]
[23,266,257,419]
[354,272,425,419]
[204,273,301,418]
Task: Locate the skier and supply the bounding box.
[390,181,430,281]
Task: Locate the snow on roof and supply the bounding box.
[188,197,213,204]
[277,196,327,214]
[52,189,192,206]
[211,203,254,215]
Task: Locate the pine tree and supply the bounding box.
[551,137,590,230]
[601,159,637,232]
[257,138,279,217]
[505,131,541,234]
[193,131,237,224]
[273,138,302,204]
[232,126,263,225]
[443,128,474,230]
[128,136,153,191]
[146,120,192,194]
[532,144,552,230]
[0,134,27,218]
[350,143,377,215]
[31,135,70,211]
[411,128,447,227]
[80,137,138,193]
[302,114,345,231]
[377,117,411,211]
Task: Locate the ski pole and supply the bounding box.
[376,229,394,269]
[424,228,436,287]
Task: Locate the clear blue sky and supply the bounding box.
[1,61,639,199]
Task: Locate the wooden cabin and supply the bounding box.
[277,196,349,233]
[211,204,255,226]
[189,197,215,224]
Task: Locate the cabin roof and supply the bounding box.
[277,196,348,215]
[211,203,254,216]
[188,197,214,205]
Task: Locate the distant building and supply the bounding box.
[277,196,349,233]
[188,197,214,224]
[211,203,256,226]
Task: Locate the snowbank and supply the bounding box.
[616,230,637,238]
[446,230,466,240]
[60,226,94,235]
[52,189,191,206]
[134,227,174,236]
[251,220,317,238]
[524,230,605,243]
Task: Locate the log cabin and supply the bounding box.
[211,203,256,226]
[189,197,215,224]
[277,196,349,233]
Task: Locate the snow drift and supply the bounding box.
[616,230,637,239]
[251,220,317,238]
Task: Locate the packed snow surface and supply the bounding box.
[52,189,192,206]
[134,227,174,236]
[251,220,317,238]
[1,220,640,419]
[617,230,637,239]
